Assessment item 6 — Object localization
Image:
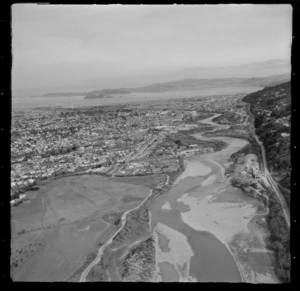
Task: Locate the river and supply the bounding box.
[149,114,252,282]
[79,113,273,282]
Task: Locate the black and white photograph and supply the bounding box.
[10,4,292,282]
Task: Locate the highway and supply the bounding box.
[247,108,290,228]
[206,106,290,228]
[252,131,290,228]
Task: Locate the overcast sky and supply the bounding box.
[12,4,292,91]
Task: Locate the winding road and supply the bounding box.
[248,110,290,228]
[200,110,289,225]
[207,109,290,228]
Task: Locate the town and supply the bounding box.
[10,88,291,284]
[11,93,248,206]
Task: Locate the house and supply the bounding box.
[281,132,290,137]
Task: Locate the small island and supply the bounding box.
[43,92,86,97]
[84,91,114,99]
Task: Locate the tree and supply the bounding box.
[174,139,182,147]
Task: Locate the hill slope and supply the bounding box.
[243,82,291,202]
[87,73,290,96]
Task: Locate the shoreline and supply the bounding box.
[174,156,278,283]
[162,127,275,282]
[152,222,196,282]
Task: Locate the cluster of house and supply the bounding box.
[195,94,247,114]
[274,116,290,128]
[255,109,272,117]
[11,95,247,205]
[116,158,180,176]
[240,154,264,183]
[9,108,182,201]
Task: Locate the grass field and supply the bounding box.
[11,174,153,281]
[112,174,165,189]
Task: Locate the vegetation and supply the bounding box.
[231,138,262,161]
[169,131,227,152]
[86,258,107,281]
[121,236,155,281]
[212,112,246,125]
[228,131,291,283]
[265,189,290,282]
[102,212,123,226]
[111,206,150,248]
[243,82,291,195]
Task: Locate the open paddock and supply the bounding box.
[11,174,151,281]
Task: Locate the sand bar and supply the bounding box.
[161,202,172,210]
[153,223,195,282]
[174,160,211,185]
[177,193,256,242]
[201,174,217,187]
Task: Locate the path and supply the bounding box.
[79,174,169,282]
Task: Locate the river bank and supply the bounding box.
[149,129,279,282]
[10,174,157,281]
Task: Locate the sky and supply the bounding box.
[12,4,292,93]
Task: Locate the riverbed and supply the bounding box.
[150,121,278,282]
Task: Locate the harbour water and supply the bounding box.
[12,87,262,111]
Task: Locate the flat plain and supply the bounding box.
[11,174,151,281]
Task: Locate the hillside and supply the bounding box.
[82,74,290,96]
[183,60,290,79]
[243,82,291,202]
[39,74,290,99]
[132,74,290,93]
[43,92,86,97]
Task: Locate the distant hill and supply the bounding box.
[243,82,291,203]
[239,74,290,87]
[40,73,290,99]
[181,59,290,79]
[88,73,290,95]
[98,89,131,95]
[43,92,86,97]
[13,59,290,97]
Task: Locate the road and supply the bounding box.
[111,133,164,176]
[79,188,154,282]
[247,108,290,228]
[79,174,170,282]
[203,108,289,226]
[252,132,290,227]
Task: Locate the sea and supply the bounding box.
[12,86,262,111]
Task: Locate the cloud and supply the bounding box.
[12,4,292,91]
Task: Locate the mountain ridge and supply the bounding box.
[84,73,290,96]
[37,73,290,98]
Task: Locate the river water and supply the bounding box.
[150,114,250,282]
